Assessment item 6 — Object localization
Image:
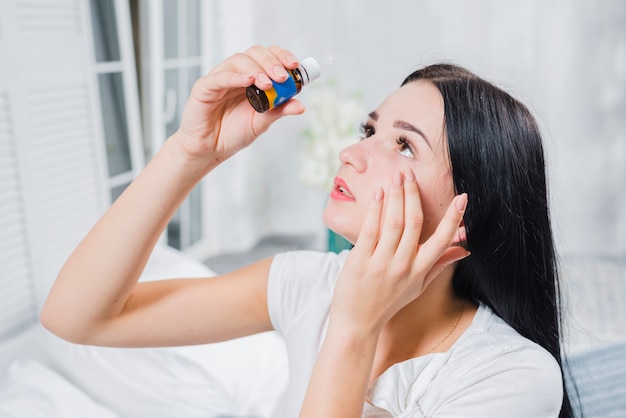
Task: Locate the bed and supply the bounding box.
[0,245,288,418]
[1,247,625,417]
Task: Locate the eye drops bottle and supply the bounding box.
[246,57,322,113]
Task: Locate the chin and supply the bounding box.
[322,207,357,244]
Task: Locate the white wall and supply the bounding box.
[223,0,626,261]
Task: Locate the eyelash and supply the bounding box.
[358,122,374,139]
[395,136,414,157]
[358,122,415,158]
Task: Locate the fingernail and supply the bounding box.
[286,54,298,65]
[257,73,271,86]
[374,187,384,201]
[455,193,468,212]
[403,169,415,182]
[458,250,472,261]
[273,65,288,79]
[393,171,404,186]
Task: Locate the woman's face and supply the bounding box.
[322,80,456,244]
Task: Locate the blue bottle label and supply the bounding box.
[271,76,298,107]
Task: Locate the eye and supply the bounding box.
[358,122,375,140]
[395,136,415,158]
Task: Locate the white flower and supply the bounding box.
[299,85,365,190]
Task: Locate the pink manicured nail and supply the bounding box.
[393,171,403,186]
[455,193,468,211]
[457,250,472,261]
[273,65,288,79]
[374,187,384,201]
[403,169,415,182]
[257,73,271,86]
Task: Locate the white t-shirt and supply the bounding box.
[267,250,563,418]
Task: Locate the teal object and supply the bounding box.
[327,229,352,253]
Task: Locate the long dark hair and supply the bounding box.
[402,64,575,417]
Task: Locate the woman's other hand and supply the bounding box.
[331,169,469,335]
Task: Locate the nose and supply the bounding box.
[339,140,368,173]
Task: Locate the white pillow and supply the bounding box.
[0,360,119,418]
[45,331,287,417]
[44,333,237,417]
[44,245,288,417]
[139,244,218,282]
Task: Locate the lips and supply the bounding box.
[331,177,355,201]
[337,185,353,197]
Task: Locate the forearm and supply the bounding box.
[41,133,219,341]
[299,321,379,418]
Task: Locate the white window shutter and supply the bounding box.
[0,0,108,337]
[0,87,38,339]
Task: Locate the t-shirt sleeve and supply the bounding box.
[267,250,348,336]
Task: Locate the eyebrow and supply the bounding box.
[368,111,432,149]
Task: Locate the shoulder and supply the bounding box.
[437,305,564,415]
[368,305,564,417]
[452,304,563,383]
[270,250,349,284]
[267,250,349,333]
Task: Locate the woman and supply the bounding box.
[41,46,573,417]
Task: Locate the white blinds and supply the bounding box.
[0,0,107,340]
[0,92,38,340]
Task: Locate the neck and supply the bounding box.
[383,266,459,338]
[371,266,475,383]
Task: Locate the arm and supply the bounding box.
[40,46,305,347]
[299,172,469,417]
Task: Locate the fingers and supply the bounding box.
[375,171,408,258]
[343,176,468,324]
[189,71,254,103]
[267,45,300,69]
[212,45,300,91]
[451,224,467,247]
[425,245,471,285]
[355,169,422,260]
[242,46,290,89]
[395,170,423,260]
[416,193,468,280]
[353,171,468,286]
[374,171,468,278]
[351,187,384,257]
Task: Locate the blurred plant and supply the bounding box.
[299,82,365,190]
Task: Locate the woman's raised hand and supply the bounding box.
[175,45,305,163]
[330,170,469,335]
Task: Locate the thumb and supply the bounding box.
[252,99,306,132]
[424,246,471,286]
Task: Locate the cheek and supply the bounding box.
[416,170,456,238]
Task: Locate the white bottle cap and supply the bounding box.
[299,57,321,85]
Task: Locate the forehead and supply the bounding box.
[375,80,445,143]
